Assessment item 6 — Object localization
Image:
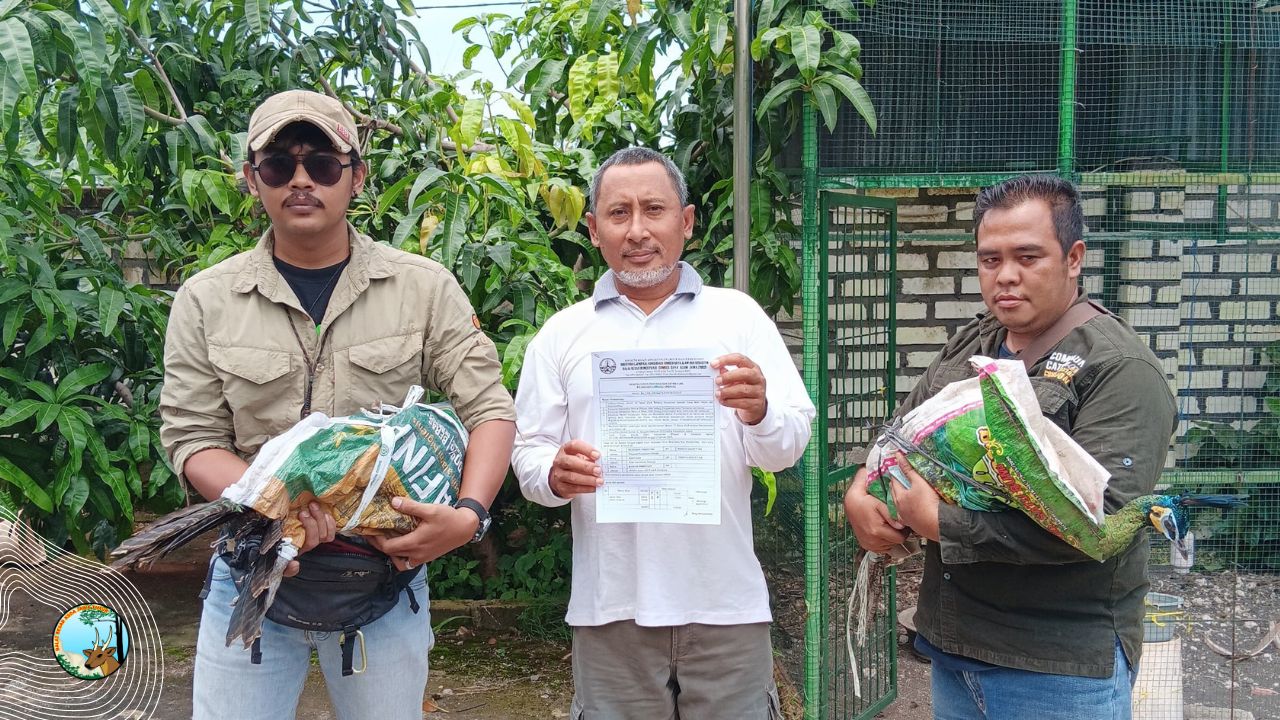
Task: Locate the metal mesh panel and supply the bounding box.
[821,195,899,719]
[799,3,1280,718]
[790,2,1280,717]
[1094,230,1280,720]
[817,1,1280,176]
[1076,1,1280,173]
[819,0,1063,174]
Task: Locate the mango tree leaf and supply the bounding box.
[505,56,538,90]
[789,25,821,79]
[244,0,271,34]
[811,79,838,131]
[34,402,60,432]
[817,73,877,133]
[457,97,483,150]
[584,0,618,47]
[0,398,40,428]
[55,363,112,401]
[407,167,446,209]
[498,91,536,129]
[82,0,122,27]
[45,10,106,86]
[0,276,25,304]
[817,0,860,23]
[0,17,35,93]
[98,285,125,336]
[201,171,235,215]
[618,28,651,76]
[0,300,19,350]
[0,456,52,512]
[707,7,728,57]
[462,43,481,70]
[76,224,108,263]
[755,77,803,118]
[64,472,89,514]
[392,203,427,249]
[113,83,145,156]
[186,115,220,155]
[567,55,595,121]
[439,192,470,268]
[528,57,566,107]
[128,422,149,462]
[596,53,619,108]
[55,405,90,461]
[57,85,78,164]
[758,0,782,29]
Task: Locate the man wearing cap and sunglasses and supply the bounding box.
[159,89,516,719]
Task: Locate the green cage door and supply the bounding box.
[804,192,899,719]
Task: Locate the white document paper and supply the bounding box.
[592,347,721,524]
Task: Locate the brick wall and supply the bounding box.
[780,185,1280,468]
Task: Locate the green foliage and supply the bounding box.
[427,498,573,600]
[461,0,877,311]
[0,0,875,590]
[0,166,181,556]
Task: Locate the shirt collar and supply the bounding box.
[592,261,703,308]
[231,221,394,299]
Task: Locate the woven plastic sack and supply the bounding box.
[224,385,467,546]
[865,356,1108,530]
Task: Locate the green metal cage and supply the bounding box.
[770,2,1280,718]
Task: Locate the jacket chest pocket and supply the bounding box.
[344,332,424,409]
[208,346,298,431]
[1029,377,1077,432]
[928,363,973,394]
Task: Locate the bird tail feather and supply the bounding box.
[1181,494,1248,509]
[110,500,241,569]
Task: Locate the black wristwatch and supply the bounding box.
[454,498,492,544]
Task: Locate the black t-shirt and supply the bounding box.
[273,256,350,325]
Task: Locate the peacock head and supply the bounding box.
[1145,494,1247,559]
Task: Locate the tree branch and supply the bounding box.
[272,18,494,154]
[143,105,183,125]
[123,27,188,123]
[376,25,462,125]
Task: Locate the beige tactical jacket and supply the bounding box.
[159,223,514,481]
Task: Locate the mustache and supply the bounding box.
[283,192,324,208]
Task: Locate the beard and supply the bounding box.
[616,262,677,289]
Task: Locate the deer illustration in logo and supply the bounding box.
[83,626,120,676]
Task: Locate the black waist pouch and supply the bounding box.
[208,545,421,676]
[264,551,415,631]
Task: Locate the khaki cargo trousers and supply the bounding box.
[570,621,782,720]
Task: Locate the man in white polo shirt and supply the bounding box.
[513,147,815,719]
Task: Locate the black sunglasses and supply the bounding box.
[251,153,354,187]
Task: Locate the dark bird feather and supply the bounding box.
[225,536,291,648]
[110,499,244,569]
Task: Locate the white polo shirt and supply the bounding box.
[513,263,815,627]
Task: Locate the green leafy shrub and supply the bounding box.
[0,0,876,593]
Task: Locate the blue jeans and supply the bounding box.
[192,556,433,720]
[930,638,1137,720]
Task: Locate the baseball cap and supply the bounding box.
[246,90,358,154]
